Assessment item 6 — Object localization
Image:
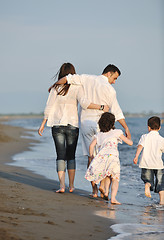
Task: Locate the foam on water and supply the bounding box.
[4,117,164,240]
[109,223,164,240]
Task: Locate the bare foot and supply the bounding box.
[145,183,151,198]
[103,195,109,201]
[89,193,98,198]
[56,188,65,193]
[99,187,105,198]
[111,199,121,205]
[69,187,75,193]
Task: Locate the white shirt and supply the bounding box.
[96,129,123,156]
[138,131,164,169]
[66,74,124,122]
[44,85,90,128]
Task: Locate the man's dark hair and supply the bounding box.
[148,116,161,130]
[102,64,121,76]
[98,112,115,132]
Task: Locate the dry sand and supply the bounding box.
[0,121,116,240]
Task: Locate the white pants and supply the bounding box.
[80,120,99,156]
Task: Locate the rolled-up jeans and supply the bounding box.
[51,125,79,172]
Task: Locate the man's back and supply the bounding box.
[67,74,122,122]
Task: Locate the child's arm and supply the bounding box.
[133,144,143,164]
[89,138,97,159]
[119,134,133,146]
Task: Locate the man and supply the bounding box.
[56,64,131,196]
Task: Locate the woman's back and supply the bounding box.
[44,85,89,128]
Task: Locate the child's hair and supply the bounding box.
[148,116,161,130]
[98,112,115,132]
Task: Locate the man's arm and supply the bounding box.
[56,76,67,85]
[118,118,131,139]
[48,77,67,92]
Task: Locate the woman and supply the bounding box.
[38,63,108,193]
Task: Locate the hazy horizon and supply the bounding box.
[0,0,163,114]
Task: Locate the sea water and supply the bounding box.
[4,117,164,239]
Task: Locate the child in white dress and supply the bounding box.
[85,112,133,204]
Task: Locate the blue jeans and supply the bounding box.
[141,168,164,193]
[51,125,79,172]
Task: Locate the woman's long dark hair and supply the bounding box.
[48,63,76,95]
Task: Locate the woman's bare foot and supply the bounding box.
[56,188,65,193]
[111,199,121,205]
[145,183,151,198]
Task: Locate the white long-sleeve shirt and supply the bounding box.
[44,85,90,127]
[66,74,124,122]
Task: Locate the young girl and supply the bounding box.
[85,112,133,204]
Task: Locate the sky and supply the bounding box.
[0,0,164,114]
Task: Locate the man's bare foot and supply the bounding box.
[111,199,121,205]
[56,188,65,193]
[145,183,151,198]
[99,187,105,198]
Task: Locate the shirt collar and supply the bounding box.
[101,75,110,83]
[149,130,159,135]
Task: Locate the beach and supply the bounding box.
[0,121,116,240]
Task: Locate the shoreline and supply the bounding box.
[0,120,117,240]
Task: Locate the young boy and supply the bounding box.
[133,116,164,205]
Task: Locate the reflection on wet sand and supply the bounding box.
[142,204,164,225]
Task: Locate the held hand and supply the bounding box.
[133,157,138,165]
[103,105,109,112]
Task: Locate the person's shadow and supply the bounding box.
[0,170,89,196]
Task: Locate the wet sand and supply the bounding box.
[0,121,116,240]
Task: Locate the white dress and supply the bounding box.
[85,129,123,184]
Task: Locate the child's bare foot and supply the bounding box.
[111,199,121,205]
[69,187,75,193]
[89,193,98,198]
[103,195,109,201]
[145,183,151,198]
[99,187,105,198]
[159,190,164,205]
[56,188,65,193]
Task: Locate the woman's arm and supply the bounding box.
[133,145,143,164]
[119,134,133,146]
[44,89,57,118]
[38,118,47,136]
[77,87,109,112]
[87,104,109,112]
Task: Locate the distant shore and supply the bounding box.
[0,119,116,240]
[0,111,164,120]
